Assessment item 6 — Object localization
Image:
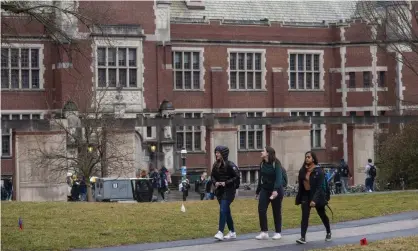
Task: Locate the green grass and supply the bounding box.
[315,235,418,251]
[1,192,418,251]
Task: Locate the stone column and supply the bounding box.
[270,120,311,185]
[352,125,375,186]
[210,121,238,166]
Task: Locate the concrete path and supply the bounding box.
[75,211,418,251]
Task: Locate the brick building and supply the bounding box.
[1,1,418,201]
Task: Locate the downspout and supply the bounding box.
[156,44,160,108]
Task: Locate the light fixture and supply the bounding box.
[87,146,94,153]
[180,148,187,159]
[150,145,156,152]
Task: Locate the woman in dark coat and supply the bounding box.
[211,145,238,241]
[295,151,331,244]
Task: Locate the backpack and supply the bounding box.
[341,164,349,176]
[259,161,288,188]
[227,161,241,189]
[368,165,377,178]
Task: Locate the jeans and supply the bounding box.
[341,177,349,193]
[206,193,214,200]
[80,193,87,201]
[218,199,235,233]
[300,195,330,238]
[365,178,374,191]
[258,189,283,233]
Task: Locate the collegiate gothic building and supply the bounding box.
[1,1,418,201]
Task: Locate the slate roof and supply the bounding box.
[170,0,359,24]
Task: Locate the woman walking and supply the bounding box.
[211,145,239,241]
[295,151,331,244]
[255,146,284,240]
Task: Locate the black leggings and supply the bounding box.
[258,189,283,233]
[300,196,330,238]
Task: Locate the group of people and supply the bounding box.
[210,145,332,244]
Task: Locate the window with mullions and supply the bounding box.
[290,111,322,148]
[176,113,202,152]
[229,52,263,90]
[97,47,137,88]
[232,112,264,150]
[1,48,40,89]
[173,51,202,90]
[289,53,321,90]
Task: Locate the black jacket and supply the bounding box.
[295,166,327,208]
[211,146,238,201]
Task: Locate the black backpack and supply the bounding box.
[228,161,241,189]
[259,161,288,188]
[369,165,377,178]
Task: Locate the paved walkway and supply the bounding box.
[76,211,418,251]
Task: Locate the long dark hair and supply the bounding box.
[264,146,278,164]
[304,151,318,165]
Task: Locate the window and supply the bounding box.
[146,127,152,138]
[97,47,137,88]
[176,113,202,152]
[289,52,321,90]
[232,112,264,150]
[378,71,385,87]
[349,111,356,116]
[364,111,372,117]
[348,72,356,88]
[290,111,322,148]
[173,50,202,90]
[363,71,371,88]
[380,111,386,116]
[1,47,40,89]
[1,113,42,157]
[229,51,264,90]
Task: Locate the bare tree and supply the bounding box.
[28,85,136,202]
[356,1,418,105]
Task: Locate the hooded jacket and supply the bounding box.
[211,145,238,201]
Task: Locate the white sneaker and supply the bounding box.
[214,231,224,241]
[224,231,237,240]
[272,233,282,240]
[256,232,269,240]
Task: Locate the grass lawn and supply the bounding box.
[315,235,418,251]
[1,192,418,251]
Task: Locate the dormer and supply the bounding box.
[185,0,205,10]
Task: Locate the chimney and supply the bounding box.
[185,0,205,10]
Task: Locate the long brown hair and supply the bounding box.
[263,146,278,164]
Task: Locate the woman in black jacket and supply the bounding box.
[211,145,238,241]
[295,151,331,244]
[255,146,284,240]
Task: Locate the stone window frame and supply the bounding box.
[1,113,44,158]
[231,111,265,151]
[290,110,325,149]
[176,112,204,152]
[227,48,267,91]
[172,47,205,91]
[1,43,45,90]
[287,49,325,91]
[93,39,144,90]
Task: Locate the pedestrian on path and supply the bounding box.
[211,145,239,241]
[295,151,332,244]
[255,146,284,240]
[339,159,352,193]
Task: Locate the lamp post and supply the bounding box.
[149,144,157,171]
[180,148,187,180]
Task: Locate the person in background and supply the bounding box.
[181,176,190,201]
[205,177,215,200]
[255,146,284,240]
[333,166,342,194]
[365,159,376,192]
[79,176,87,201]
[295,151,331,244]
[211,145,238,241]
[197,172,208,200]
[159,166,169,201]
[339,159,352,193]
